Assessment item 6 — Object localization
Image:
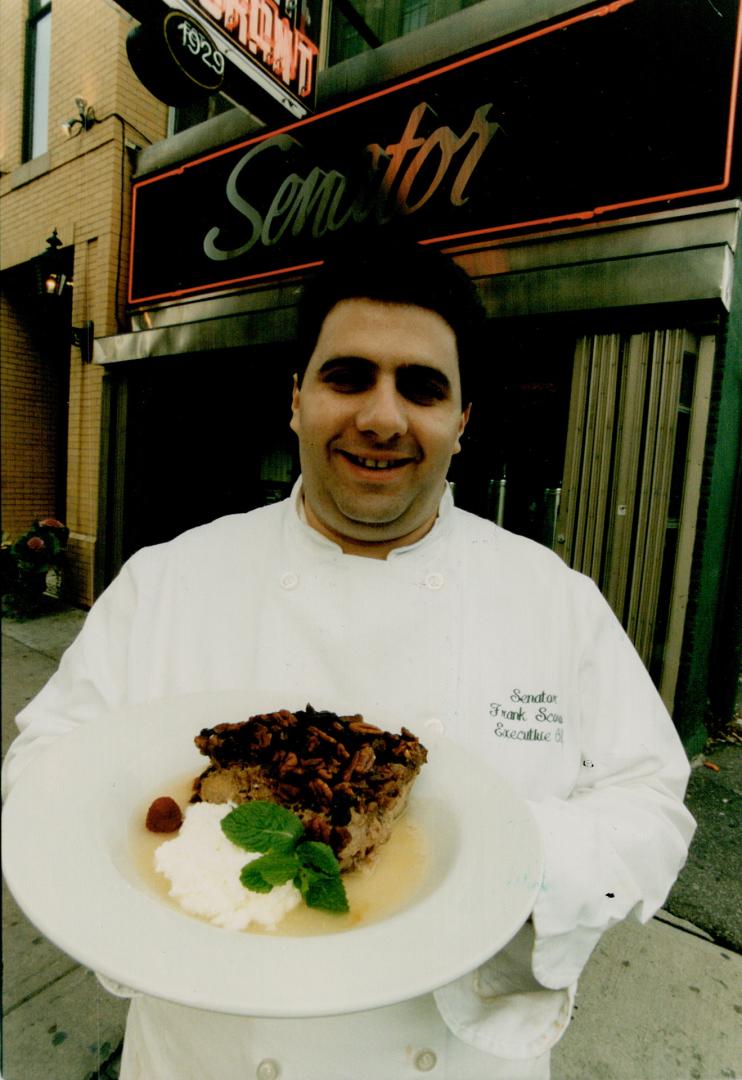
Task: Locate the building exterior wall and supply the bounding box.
[0,0,168,605]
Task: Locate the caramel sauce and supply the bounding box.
[133,777,429,936]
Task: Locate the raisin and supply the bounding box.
[145,796,183,833]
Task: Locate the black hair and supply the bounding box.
[295,233,485,407]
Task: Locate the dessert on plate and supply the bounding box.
[191,704,427,871]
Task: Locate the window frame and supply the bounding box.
[23,0,52,162]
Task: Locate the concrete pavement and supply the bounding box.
[2,608,128,1080]
[2,605,741,1079]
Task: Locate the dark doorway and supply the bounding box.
[451,322,574,549]
[116,344,299,563]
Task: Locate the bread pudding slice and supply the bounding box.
[191,705,427,871]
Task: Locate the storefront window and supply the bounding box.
[24,0,51,161]
[327,0,480,65]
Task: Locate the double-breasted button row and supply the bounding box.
[254,1049,437,1075]
[281,571,445,590]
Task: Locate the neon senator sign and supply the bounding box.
[129,0,742,305]
[201,102,501,260]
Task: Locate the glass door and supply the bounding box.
[555,327,715,710]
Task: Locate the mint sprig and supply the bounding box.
[240,852,300,892]
[221,801,304,854]
[221,802,349,914]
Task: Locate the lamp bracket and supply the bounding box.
[71,320,94,363]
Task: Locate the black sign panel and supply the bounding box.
[126,12,226,106]
[129,0,742,306]
[164,12,226,91]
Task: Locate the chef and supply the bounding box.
[2,237,695,1079]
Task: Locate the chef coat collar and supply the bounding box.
[289,476,455,561]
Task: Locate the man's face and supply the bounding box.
[290,298,470,554]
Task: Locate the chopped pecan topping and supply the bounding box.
[253,726,272,749]
[307,725,338,744]
[278,751,299,775]
[193,704,427,868]
[352,745,376,773]
[309,777,334,803]
[348,720,384,735]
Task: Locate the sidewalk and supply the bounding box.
[2,606,741,1080]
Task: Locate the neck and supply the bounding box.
[302,496,437,559]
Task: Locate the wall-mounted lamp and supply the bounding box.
[61,97,97,138]
[35,229,73,297]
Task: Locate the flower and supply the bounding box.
[2,517,69,616]
[8,519,68,573]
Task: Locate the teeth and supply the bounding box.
[344,452,409,470]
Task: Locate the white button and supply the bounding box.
[280,571,299,590]
[256,1059,280,1080]
[424,572,444,590]
[415,1048,438,1071]
[424,718,445,736]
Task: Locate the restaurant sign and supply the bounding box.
[181,0,320,107]
[127,10,227,105]
[129,0,742,306]
[121,0,321,118]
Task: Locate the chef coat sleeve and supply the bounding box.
[1,556,140,801]
[525,575,696,990]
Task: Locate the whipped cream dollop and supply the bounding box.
[154,802,301,931]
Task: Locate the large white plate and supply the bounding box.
[2,691,543,1018]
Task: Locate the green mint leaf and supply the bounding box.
[304,872,349,913]
[293,866,312,900]
[242,852,301,894]
[221,801,305,854]
[296,841,342,877]
[240,862,273,892]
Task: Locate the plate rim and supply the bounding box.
[2,691,544,1017]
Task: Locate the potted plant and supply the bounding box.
[2,518,69,617]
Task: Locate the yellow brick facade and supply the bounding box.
[0,0,169,606]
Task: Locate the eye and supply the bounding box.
[319,360,374,393]
[397,366,450,405]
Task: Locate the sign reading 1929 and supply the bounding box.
[129,0,741,305]
[164,12,225,91]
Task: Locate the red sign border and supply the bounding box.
[128,0,742,306]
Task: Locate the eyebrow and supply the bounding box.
[317,356,374,376]
[317,356,453,393]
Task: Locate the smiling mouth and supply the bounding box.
[339,451,415,471]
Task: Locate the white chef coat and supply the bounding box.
[2,480,695,1079]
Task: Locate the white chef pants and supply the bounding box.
[119,993,550,1080]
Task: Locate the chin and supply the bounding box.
[335,499,414,531]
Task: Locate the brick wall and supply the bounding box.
[0,285,65,534]
[1,0,168,606]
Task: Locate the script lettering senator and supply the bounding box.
[203,101,501,260]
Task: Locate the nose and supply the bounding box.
[354,376,408,440]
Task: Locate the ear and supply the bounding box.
[452,403,472,455]
[289,373,300,435]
